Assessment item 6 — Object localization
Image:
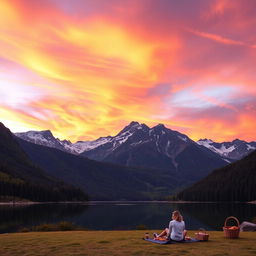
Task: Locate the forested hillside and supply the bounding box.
[0,122,88,202]
[175,150,256,202]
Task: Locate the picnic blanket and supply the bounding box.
[240,221,256,231]
[143,238,203,244]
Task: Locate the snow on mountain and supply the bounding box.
[15,130,110,155]
[14,122,229,182]
[73,122,146,154]
[15,130,78,154]
[15,123,255,164]
[80,121,228,182]
[196,139,213,146]
[197,139,235,155]
[15,130,59,147]
[82,121,194,164]
[197,138,256,160]
[16,130,54,144]
[178,135,188,142]
[14,122,144,155]
[247,144,256,151]
[72,137,112,154]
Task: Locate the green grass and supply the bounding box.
[0,230,256,256]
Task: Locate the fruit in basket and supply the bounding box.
[228,226,239,230]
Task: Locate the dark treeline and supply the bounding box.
[0,169,87,202]
[0,180,87,202]
[175,150,256,202]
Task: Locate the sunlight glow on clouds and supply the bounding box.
[0,0,255,142]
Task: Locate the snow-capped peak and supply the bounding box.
[15,124,255,162]
[197,138,214,144]
[197,138,256,160]
[72,136,112,153]
[14,129,78,153]
[15,130,55,143]
[197,139,235,156]
[117,121,148,135]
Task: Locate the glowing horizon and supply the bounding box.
[0,0,255,142]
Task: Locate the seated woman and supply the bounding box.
[154,210,187,241]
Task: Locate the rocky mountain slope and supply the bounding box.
[81,122,228,181]
[197,139,256,160]
[16,121,229,182]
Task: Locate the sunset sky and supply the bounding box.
[0,0,256,142]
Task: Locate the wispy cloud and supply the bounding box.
[186,27,255,48]
[0,0,255,142]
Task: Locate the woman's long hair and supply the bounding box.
[172,210,183,222]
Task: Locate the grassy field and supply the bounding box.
[0,230,256,256]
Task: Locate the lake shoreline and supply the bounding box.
[1,201,255,234]
[0,200,255,206]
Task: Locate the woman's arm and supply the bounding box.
[168,221,172,238]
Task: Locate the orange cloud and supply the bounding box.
[0,0,255,142]
[199,113,256,142]
[0,0,183,141]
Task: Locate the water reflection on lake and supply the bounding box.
[1,202,256,233]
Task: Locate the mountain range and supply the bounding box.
[1,120,255,201]
[16,122,256,162]
[80,122,229,181]
[13,121,231,199]
[15,129,110,155]
[16,121,229,182]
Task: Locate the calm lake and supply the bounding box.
[1,202,256,233]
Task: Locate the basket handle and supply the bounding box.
[224,216,240,227]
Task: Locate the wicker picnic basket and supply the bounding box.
[195,228,209,241]
[223,216,240,239]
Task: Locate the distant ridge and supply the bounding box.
[16,122,256,162]
[16,121,229,184]
[197,138,256,160]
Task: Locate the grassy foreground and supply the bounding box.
[0,230,256,256]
